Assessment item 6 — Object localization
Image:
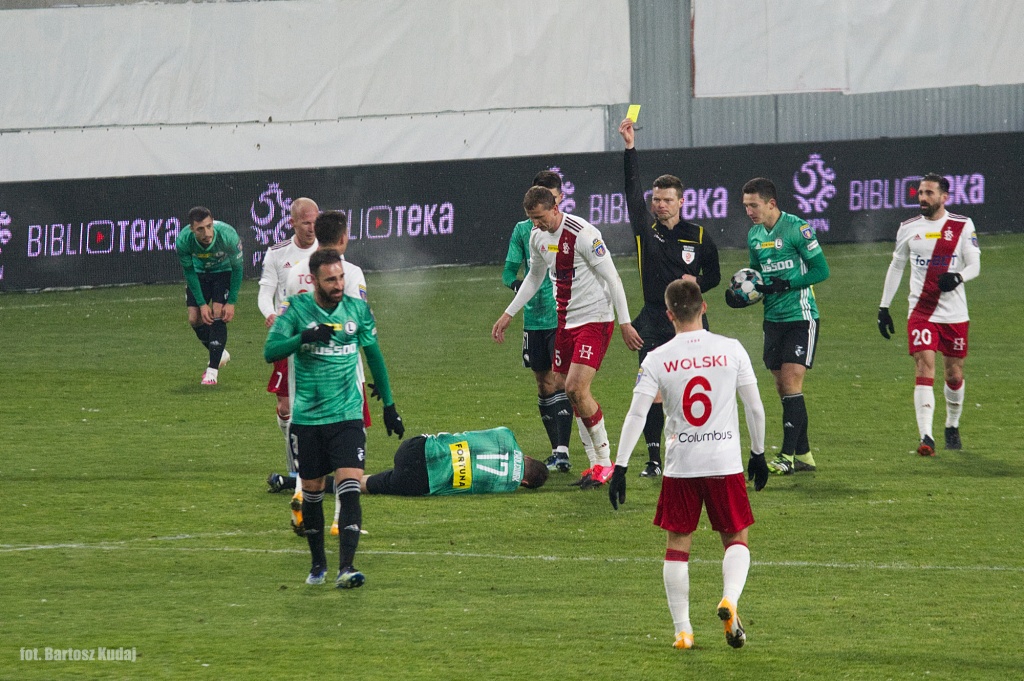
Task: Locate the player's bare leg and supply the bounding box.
[769,363,812,473]
[913,350,937,455]
[942,355,965,450]
[665,531,694,649]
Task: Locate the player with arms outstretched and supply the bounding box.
[877,173,981,455]
[609,279,767,650]
[492,187,643,488]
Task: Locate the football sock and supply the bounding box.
[276,408,297,476]
[192,324,211,349]
[644,403,664,464]
[795,451,816,466]
[914,378,935,440]
[581,407,611,466]
[663,548,691,636]
[944,378,964,428]
[721,542,750,606]
[780,393,807,456]
[301,490,326,568]
[538,393,561,450]
[207,319,227,369]
[552,390,573,450]
[576,416,598,467]
[336,479,362,569]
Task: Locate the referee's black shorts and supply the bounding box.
[364,436,430,496]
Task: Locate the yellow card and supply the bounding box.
[626,104,641,122]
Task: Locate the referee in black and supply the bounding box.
[618,116,722,478]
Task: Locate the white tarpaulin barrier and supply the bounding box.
[693,0,1024,97]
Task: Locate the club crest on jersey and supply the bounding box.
[943,228,954,241]
[562,242,570,255]
[800,224,814,239]
[682,245,695,264]
[344,320,357,335]
[775,238,783,250]
[358,284,367,301]
[592,239,606,257]
[971,235,978,248]
[635,368,645,386]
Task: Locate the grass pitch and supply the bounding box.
[1,235,1021,680]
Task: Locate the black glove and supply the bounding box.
[300,323,334,344]
[747,452,769,492]
[608,465,627,509]
[367,383,381,401]
[383,404,405,439]
[754,277,791,294]
[877,307,894,339]
[724,288,748,309]
[511,279,523,293]
[937,272,963,292]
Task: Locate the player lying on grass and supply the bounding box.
[362,427,548,496]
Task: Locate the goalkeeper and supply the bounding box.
[363,427,548,496]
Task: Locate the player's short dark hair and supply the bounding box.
[520,456,549,489]
[309,248,343,276]
[314,211,348,247]
[665,279,703,322]
[523,186,557,212]
[532,170,562,192]
[741,177,777,202]
[921,173,950,193]
[187,206,212,224]
[653,174,684,198]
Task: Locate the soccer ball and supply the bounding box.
[729,268,764,306]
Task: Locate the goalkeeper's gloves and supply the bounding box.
[367,383,381,401]
[511,279,523,293]
[754,277,791,294]
[608,465,628,509]
[747,452,769,492]
[877,307,894,339]
[937,272,963,292]
[383,404,405,439]
[724,288,748,309]
[300,323,334,344]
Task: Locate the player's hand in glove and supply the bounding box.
[754,277,791,294]
[383,404,405,439]
[510,279,523,293]
[877,307,894,339]
[367,383,381,401]
[724,288,748,309]
[747,451,769,491]
[608,465,628,509]
[300,323,334,344]
[937,272,963,292]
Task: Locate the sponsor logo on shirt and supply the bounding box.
[756,241,776,250]
[547,244,559,252]
[672,430,735,444]
[806,239,819,252]
[761,259,794,274]
[925,232,941,239]
[449,441,472,489]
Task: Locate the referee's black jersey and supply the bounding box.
[624,147,721,307]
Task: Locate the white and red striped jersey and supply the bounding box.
[281,255,367,308]
[257,237,318,319]
[508,213,630,329]
[635,330,757,478]
[880,213,981,323]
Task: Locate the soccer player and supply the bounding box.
[726,178,829,475]
[258,198,319,487]
[877,173,981,455]
[502,171,574,473]
[175,206,243,385]
[492,186,643,488]
[362,427,548,496]
[619,117,722,479]
[264,248,404,589]
[609,279,767,651]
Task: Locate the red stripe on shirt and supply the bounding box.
[555,229,577,328]
[911,219,965,321]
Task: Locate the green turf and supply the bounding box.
[1,235,1021,680]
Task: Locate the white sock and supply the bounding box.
[944,380,964,428]
[722,543,751,606]
[334,485,341,524]
[586,416,612,466]
[576,417,597,467]
[914,384,935,440]
[663,558,691,636]
[204,367,219,379]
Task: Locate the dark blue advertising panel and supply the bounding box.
[0,131,1018,292]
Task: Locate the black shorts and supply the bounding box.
[762,319,820,371]
[290,420,366,480]
[522,328,556,371]
[185,271,232,308]
[364,436,430,496]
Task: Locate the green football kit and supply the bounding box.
[423,427,525,495]
[747,212,827,322]
[503,219,557,330]
[175,221,244,305]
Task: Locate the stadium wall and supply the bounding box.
[0,131,1018,292]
